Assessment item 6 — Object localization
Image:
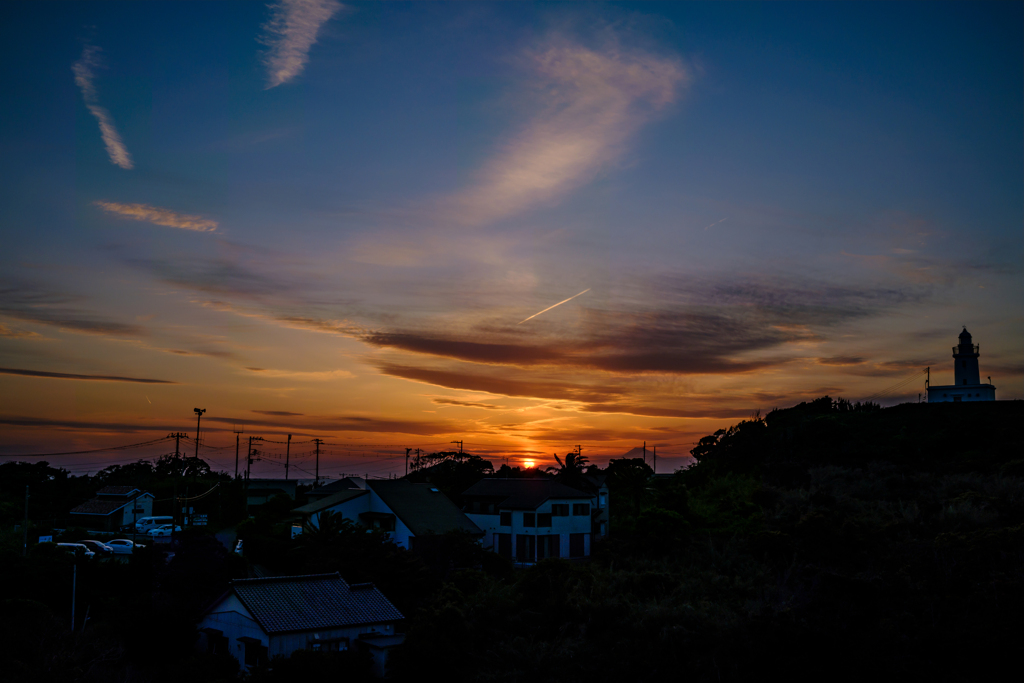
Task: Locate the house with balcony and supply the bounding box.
[461,479,604,564]
[291,479,482,550]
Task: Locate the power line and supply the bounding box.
[0,436,173,458]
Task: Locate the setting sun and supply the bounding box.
[523,459,535,469]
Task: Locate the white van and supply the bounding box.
[135,516,173,533]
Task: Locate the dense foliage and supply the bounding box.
[2,398,1021,680]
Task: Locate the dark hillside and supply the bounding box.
[397,399,1024,683]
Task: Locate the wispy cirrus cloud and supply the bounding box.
[72,45,133,169]
[94,201,218,232]
[0,280,145,338]
[443,34,688,225]
[0,367,176,384]
[260,0,342,89]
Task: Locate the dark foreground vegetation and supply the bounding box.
[2,398,1022,681]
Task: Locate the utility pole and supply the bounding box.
[247,436,263,483]
[71,562,77,632]
[653,445,656,475]
[451,440,463,454]
[313,438,323,487]
[169,432,188,528]
[193,408,206,458]
[405,448,411,477]
[233,427,244,479]
[576,445,582,459]
[643,441,646,465]
[285,434,292,480]
[22,485,28,557]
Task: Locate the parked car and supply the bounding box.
[134,516,174,534]
[80,540,113,556]
[55,543,95,558]
[107,538,145,555]
[148,524,183,537]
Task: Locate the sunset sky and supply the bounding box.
[1,1,1021,478]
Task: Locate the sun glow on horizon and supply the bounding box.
[523,459,535,469]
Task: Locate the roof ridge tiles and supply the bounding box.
[231,572,342,585]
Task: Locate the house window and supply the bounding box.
[573,503,590,516]
[240,638,267,667]
[523,513,536,527]
[499,511,511,526]
[537,535,560,560]
[569,533,586,558]
[516,534,536,562]
[496,533,512,558]
[537,513,552,527]
[551,504,569,516]
[310,638,349,652]
[598,493,607,508]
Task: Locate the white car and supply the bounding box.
[81,540,114,556]
[107,538,146,555]
[148,524,183,537]
[56,543,95,558]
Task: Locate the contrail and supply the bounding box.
[517,288,591,325]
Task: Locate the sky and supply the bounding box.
[1,1,1021,478]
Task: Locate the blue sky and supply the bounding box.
[1,1,1021,475]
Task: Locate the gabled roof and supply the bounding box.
[308,477,365,498]
[462,478,593,510]
[227,573,402,634]
[70,490,153,516]
[291,488,368,515]
[96,486,141,497]
[367,480,482,536]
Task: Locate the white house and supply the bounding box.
[927,327,997,403]
[69,486,154,532]
[197,573,404,675]
[461,479,600,564]
[292,479,482,550]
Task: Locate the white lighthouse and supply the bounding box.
[926,327,996,402]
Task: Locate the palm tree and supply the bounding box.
[547,451,592,491]
[298,510,356,547]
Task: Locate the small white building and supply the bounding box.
[927,328,997,403]
[461,479,599,564]
[69,486,154,532]
[292,479,482,550]
[197,573,404,675]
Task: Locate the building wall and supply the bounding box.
[198,595,267,670]
[310,492,415,549]
[927,384,996,403]
[119,495,153,528]
[953,354,981,386]
[468,497,593,563]
[270,622,395,657]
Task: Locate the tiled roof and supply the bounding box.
[96,486,139,496]
[292,488,368,515]
[70,490,151,516]
[71,498,130,515]
[308,477,365,498]
[368,480,482,536]
[462,478,593,510]
[230,573,403,634]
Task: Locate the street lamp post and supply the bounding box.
[193,408,206,459]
